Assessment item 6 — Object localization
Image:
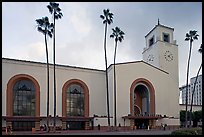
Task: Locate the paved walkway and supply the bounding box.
[2,129,175,135]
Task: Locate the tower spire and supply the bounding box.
[158,18,160,25]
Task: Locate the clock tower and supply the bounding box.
[142,21,179,82]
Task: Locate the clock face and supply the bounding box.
[164,50,173,61]
[147,54,154,62]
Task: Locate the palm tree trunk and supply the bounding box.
[53,14,56,132]
[45,33,50,132]
[185,39,193,128]
[113,41,118,129]
[104,22,110,127]
[189,62,202,127]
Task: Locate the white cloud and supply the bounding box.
[70,11,91,36]
[27,42,47,60]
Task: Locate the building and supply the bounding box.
[2,23,180,131]
[180,74,202,105]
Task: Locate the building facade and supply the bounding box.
[180,75,202,105]
[2,23,180,131]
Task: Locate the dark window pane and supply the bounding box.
[13,79,35,116]
[66,84,85,116]
[163,33,169,42]
[149,36,154,47]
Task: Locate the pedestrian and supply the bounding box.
[98,124,100,130]
[142,123,144,129]
[163,124,166,130]
[67,124,70,130]
[164,124,167,130]
[5,126,8,135]
[7,126,12,135]
[118,123,121,131]
[161,123,163,130]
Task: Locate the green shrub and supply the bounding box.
[171,128,202,135]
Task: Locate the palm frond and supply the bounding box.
[57,7,61,12]
[47,31,53,38]
[103,9,107,15]
[185,33,190,38]
[47,5,53,14]
[37,27,45,34]
[103,20,107,24]
[185,37,190,41]
[107,20,111,24]
[36,19,44,26]
[109,13,114,17]
[110,34,114,38]
[193,36,198,40]
[198,44,202,53]
[100,15,104,19]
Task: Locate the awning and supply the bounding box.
[2,116,40,121]
[2,116,94,122]
[61,116,94,122]
[122,114,162,120]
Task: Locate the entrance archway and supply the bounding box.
[134,84,150,115]
[130,78,155,129]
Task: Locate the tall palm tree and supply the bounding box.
[36,16,53,132]
[47,2,63,132]
[110,27,125,129]
[184,30,199,128]
[100,9,114,128]
[189,44,202,127]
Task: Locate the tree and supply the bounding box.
[189,44,202,127]
[180,110,186,123]
[36,16,53,132]
[110,26,125,128]
[100,9,114,128]
[184,30,199,128]
[192,110,202,127]
[47,2,63,132]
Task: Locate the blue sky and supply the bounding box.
[2,2,202,90]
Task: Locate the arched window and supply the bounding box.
[66,84,85,116]
[13,79,35,116]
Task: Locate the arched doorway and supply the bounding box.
[134,84,150,115]
[130,78,155,129]
[6,74,40,131]
[133,84,150,129]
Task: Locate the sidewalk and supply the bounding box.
[2,129,175,135]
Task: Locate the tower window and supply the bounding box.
[149,36,154,47]
[163,33,170,42]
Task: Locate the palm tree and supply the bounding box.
[189,44,202,127]
[36,16,53,132]
[47,2,63,132]
[100,9,114,128]
[110,26,125,129]
[184,30,199,128]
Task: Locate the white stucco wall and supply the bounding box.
[2,58,106,117]
[156,118,180,126]
[108,61,180,125]
[2,58,180,127]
